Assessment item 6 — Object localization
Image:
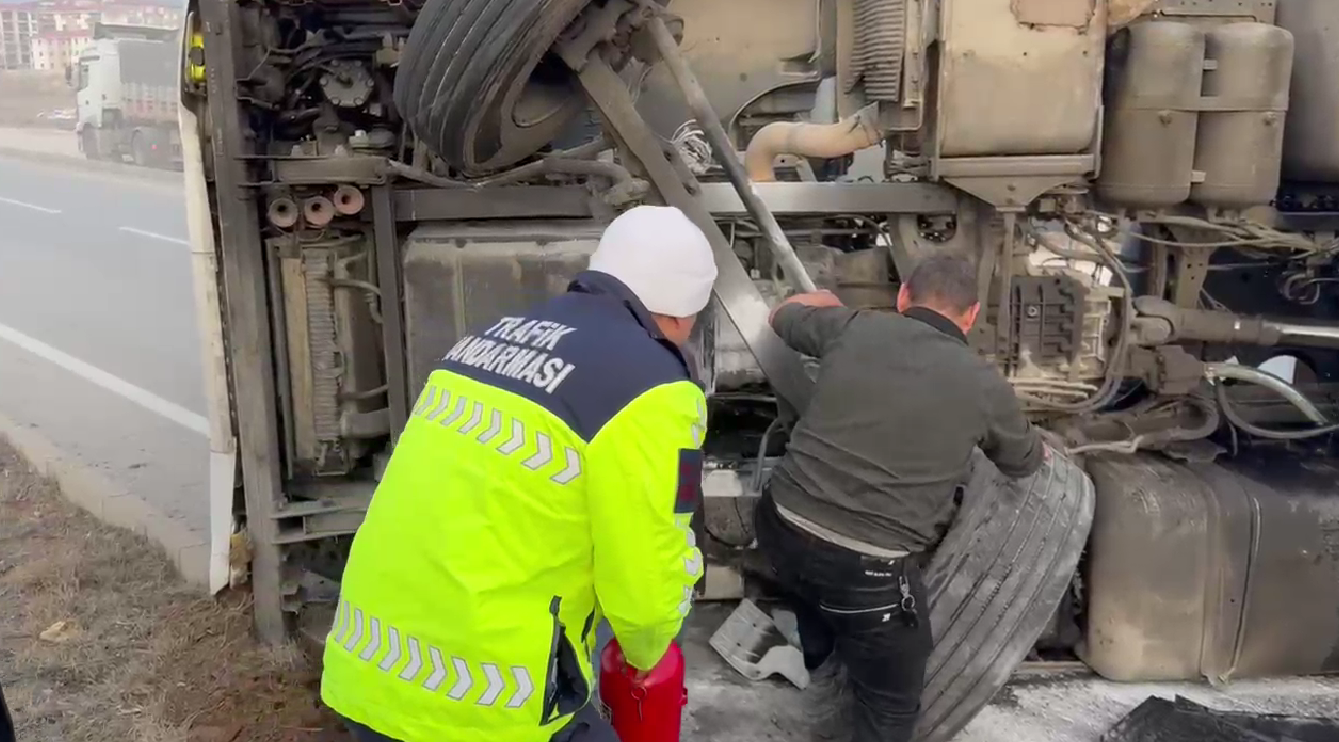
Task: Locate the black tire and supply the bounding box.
[393,0,594,175]
[915,447,1095,742]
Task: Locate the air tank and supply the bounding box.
[1189,23,1294,209]
[1277,0,1339,182]
[1096,22,1205,209]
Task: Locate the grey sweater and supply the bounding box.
[767,303,1044,553]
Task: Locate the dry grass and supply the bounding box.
[0,439,351,742]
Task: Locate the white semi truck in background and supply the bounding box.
[177,1,1339,740]
[73,22,181,168]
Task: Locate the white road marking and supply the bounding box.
[119,226,189,245]
[0,320,209,436]
[0,196,61,214]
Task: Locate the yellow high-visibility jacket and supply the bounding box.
[321,270,706,742]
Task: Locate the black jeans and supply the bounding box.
[755,492,934,742]
[341,703,617,742]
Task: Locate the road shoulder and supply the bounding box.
[0,410,209,585]
[0,437,344,742]
[0,139,182,189]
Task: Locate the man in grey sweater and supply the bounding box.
[754,251,1046,742]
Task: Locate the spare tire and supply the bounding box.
[393,0,593,175]
[915,448,1095,742]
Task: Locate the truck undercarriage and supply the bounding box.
[181,0,1339,739]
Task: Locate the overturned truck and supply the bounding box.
[180,0,1339,739]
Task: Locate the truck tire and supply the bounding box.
[393,0,595,175]
[915,448,1095,742]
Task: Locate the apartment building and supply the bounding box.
[0,0,181,70]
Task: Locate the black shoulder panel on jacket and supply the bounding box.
[433,279,691,443]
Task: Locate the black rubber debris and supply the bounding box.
[1103,696,1339,742]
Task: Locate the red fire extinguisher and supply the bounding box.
[598,639,687,742]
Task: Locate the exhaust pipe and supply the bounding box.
[743,103,887,183]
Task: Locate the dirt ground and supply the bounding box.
[0,71,73,127]
[0,439,351,742]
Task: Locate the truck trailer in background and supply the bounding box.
[74,22,181,169]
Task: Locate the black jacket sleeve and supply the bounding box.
[770,304,860,358]
[980,371,1045,479]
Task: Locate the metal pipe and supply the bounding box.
[333,184,366,215]
[743,103,886,183]
[303,195,335,226]
[267,196,299,228]
[1267,320,1339,347]
[645,16,818,294]
[1205,362,1329,424]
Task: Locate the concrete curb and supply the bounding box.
[0,411,211,589]
[0,146,183,187]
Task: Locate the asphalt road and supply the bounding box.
[0,155,209,534]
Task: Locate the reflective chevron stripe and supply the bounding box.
[358,617,383,661]
[343,608,365,652]
[477,408,503,443]
[329,598,538,709]
[427,389,453,420]
[447,657,472,701]
[497,419,526,455]
[551,448,582,485]
[440,396,468,427]
[398,637,423,681]
[410,384,584,485]
[674,509,702,607]
[684,552,703,578]
[479,663,505,706]
[378,626,402,672]
[523,433,552,470]
[424,647,448,692]
[411,385,436,417]
[678,584,694,617]
[459,402,485,434]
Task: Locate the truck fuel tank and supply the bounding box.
[1097,21,1206,209]
[1098,20,1294,211]
[1277,0,1339,182]
[1189,22,1294,210]
[1083,450,1339,683]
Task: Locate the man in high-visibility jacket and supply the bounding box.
[321,205,716,742]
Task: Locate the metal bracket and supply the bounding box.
[1171,244,1216,308]
[1154,224,1219,308]
[1154,0,1276,24]
[939,155,1096,210]
[370,186,410,440]
[564,44,815,410]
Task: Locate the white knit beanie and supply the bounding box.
[588,205,718,318]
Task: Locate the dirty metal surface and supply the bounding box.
[1101,695,1339,742]
[297,597,1339,742]
[681,601,1339,742]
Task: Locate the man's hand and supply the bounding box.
[769,290,844,324]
